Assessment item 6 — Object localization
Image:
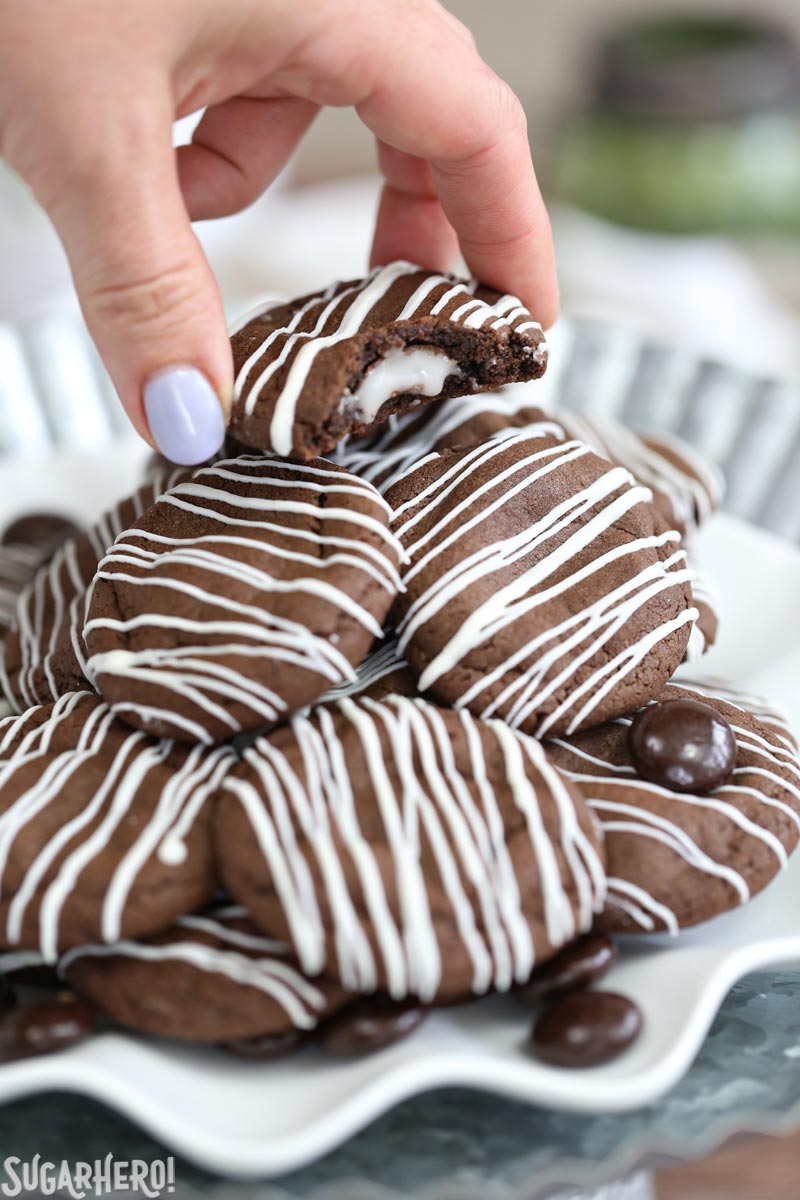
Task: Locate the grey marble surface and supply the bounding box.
[0,969,797,1200]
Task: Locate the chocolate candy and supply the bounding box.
[1,512,81,556]
[318,997,428,1057]
[628,698,737,793]
[0,994,96,1062]
[531,991,642,1067]
[516,934,617,1004]
[222,1030,305,1061]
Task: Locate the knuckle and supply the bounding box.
[489,76,529,140]
[88,260,207,337]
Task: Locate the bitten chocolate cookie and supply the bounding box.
[229,262,547,460]
[216,695,607,1002]
[547,681,800,933]
[335,387,723,538]
[384,431,696,739]
[0,692,234,959]
[61,908,349,1043]
[1,468,189,713]
[85,457,403,744]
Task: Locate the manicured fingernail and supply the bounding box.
[143,365,226,466]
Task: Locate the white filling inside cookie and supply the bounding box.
[345,348,460,423]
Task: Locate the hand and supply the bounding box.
[0,0,558,464]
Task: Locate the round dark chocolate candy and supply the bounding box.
[516,934,617,1004]
[0,994,96,1062]
[531,991,642,1068]
[318,997,427,1057]
[628,698,736,794]
[222,1029,305,1061]
[1,513,81,555]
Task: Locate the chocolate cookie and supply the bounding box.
[61,908,349,1043]
[546,681,800,933]
[216,695,607,1002]
[1,468,189,712]
[229,262,548,460]
[85,457,403,744]
[385,431,696,739]
[0,692,234,959]
[1,513,83,558]
[335,387,723,538]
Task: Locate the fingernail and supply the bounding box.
[143,365,226,466]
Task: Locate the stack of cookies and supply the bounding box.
[0,262,797,1068]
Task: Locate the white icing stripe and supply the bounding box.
[232,263,544,456]
[605,879,679,935]
[176,913,287,954]
[0,548,42,628]
[223,697,604,1001]
[0,693,235,961]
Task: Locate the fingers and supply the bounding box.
[177,94,319,220]
[278,0,558,324]
[41,108,230,464]
[428,90,559,327]
[371,143,460,273]
[361,48,558,325]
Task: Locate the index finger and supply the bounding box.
[354,4,558,325]
[273,0,557,323]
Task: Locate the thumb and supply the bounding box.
[45,118,230,466]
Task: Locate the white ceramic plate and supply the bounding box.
[1,449,799,1179]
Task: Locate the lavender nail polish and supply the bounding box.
[143,365,226,466]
